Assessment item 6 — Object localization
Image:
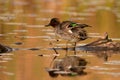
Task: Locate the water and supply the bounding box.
[0,0,120,80]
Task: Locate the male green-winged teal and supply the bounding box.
[45,18,91,54]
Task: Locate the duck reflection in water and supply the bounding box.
[38,46,87,77]
[45,50,87,77]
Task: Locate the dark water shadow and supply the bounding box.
[0,44,13,54]
[0,43,41,55]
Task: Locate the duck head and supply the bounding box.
[45,18,60,28]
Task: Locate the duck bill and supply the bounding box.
[88,25,92,27]
[45,24,50,27]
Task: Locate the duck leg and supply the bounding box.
[50,47,59,67]
[74,42,77,55]
[65,41,69,56]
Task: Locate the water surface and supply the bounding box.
[0,0,120,80]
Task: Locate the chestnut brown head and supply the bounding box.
[45,18,60,28]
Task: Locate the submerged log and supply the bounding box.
[76,32,120,52]
[76,32,120,61]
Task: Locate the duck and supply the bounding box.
[45,18,91,54]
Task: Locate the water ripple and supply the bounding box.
[0,53,14,56]
[13,30,28,33]
[5,22,26,26]
[16,36,51,39]
[104,60,120,65]
[2,71,14,76]
[26,24,44,28]
[97,72,120,77]
[2,57,13,61]
[89,66,118,70]
[0,60,8,63]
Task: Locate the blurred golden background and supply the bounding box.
[0,0,120,80]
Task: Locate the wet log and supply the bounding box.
[77,32,120,52]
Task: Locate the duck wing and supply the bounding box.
[60,21,89,40]
[60,21,74,29]
[71,27,88,40]
[61,21,91,29]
